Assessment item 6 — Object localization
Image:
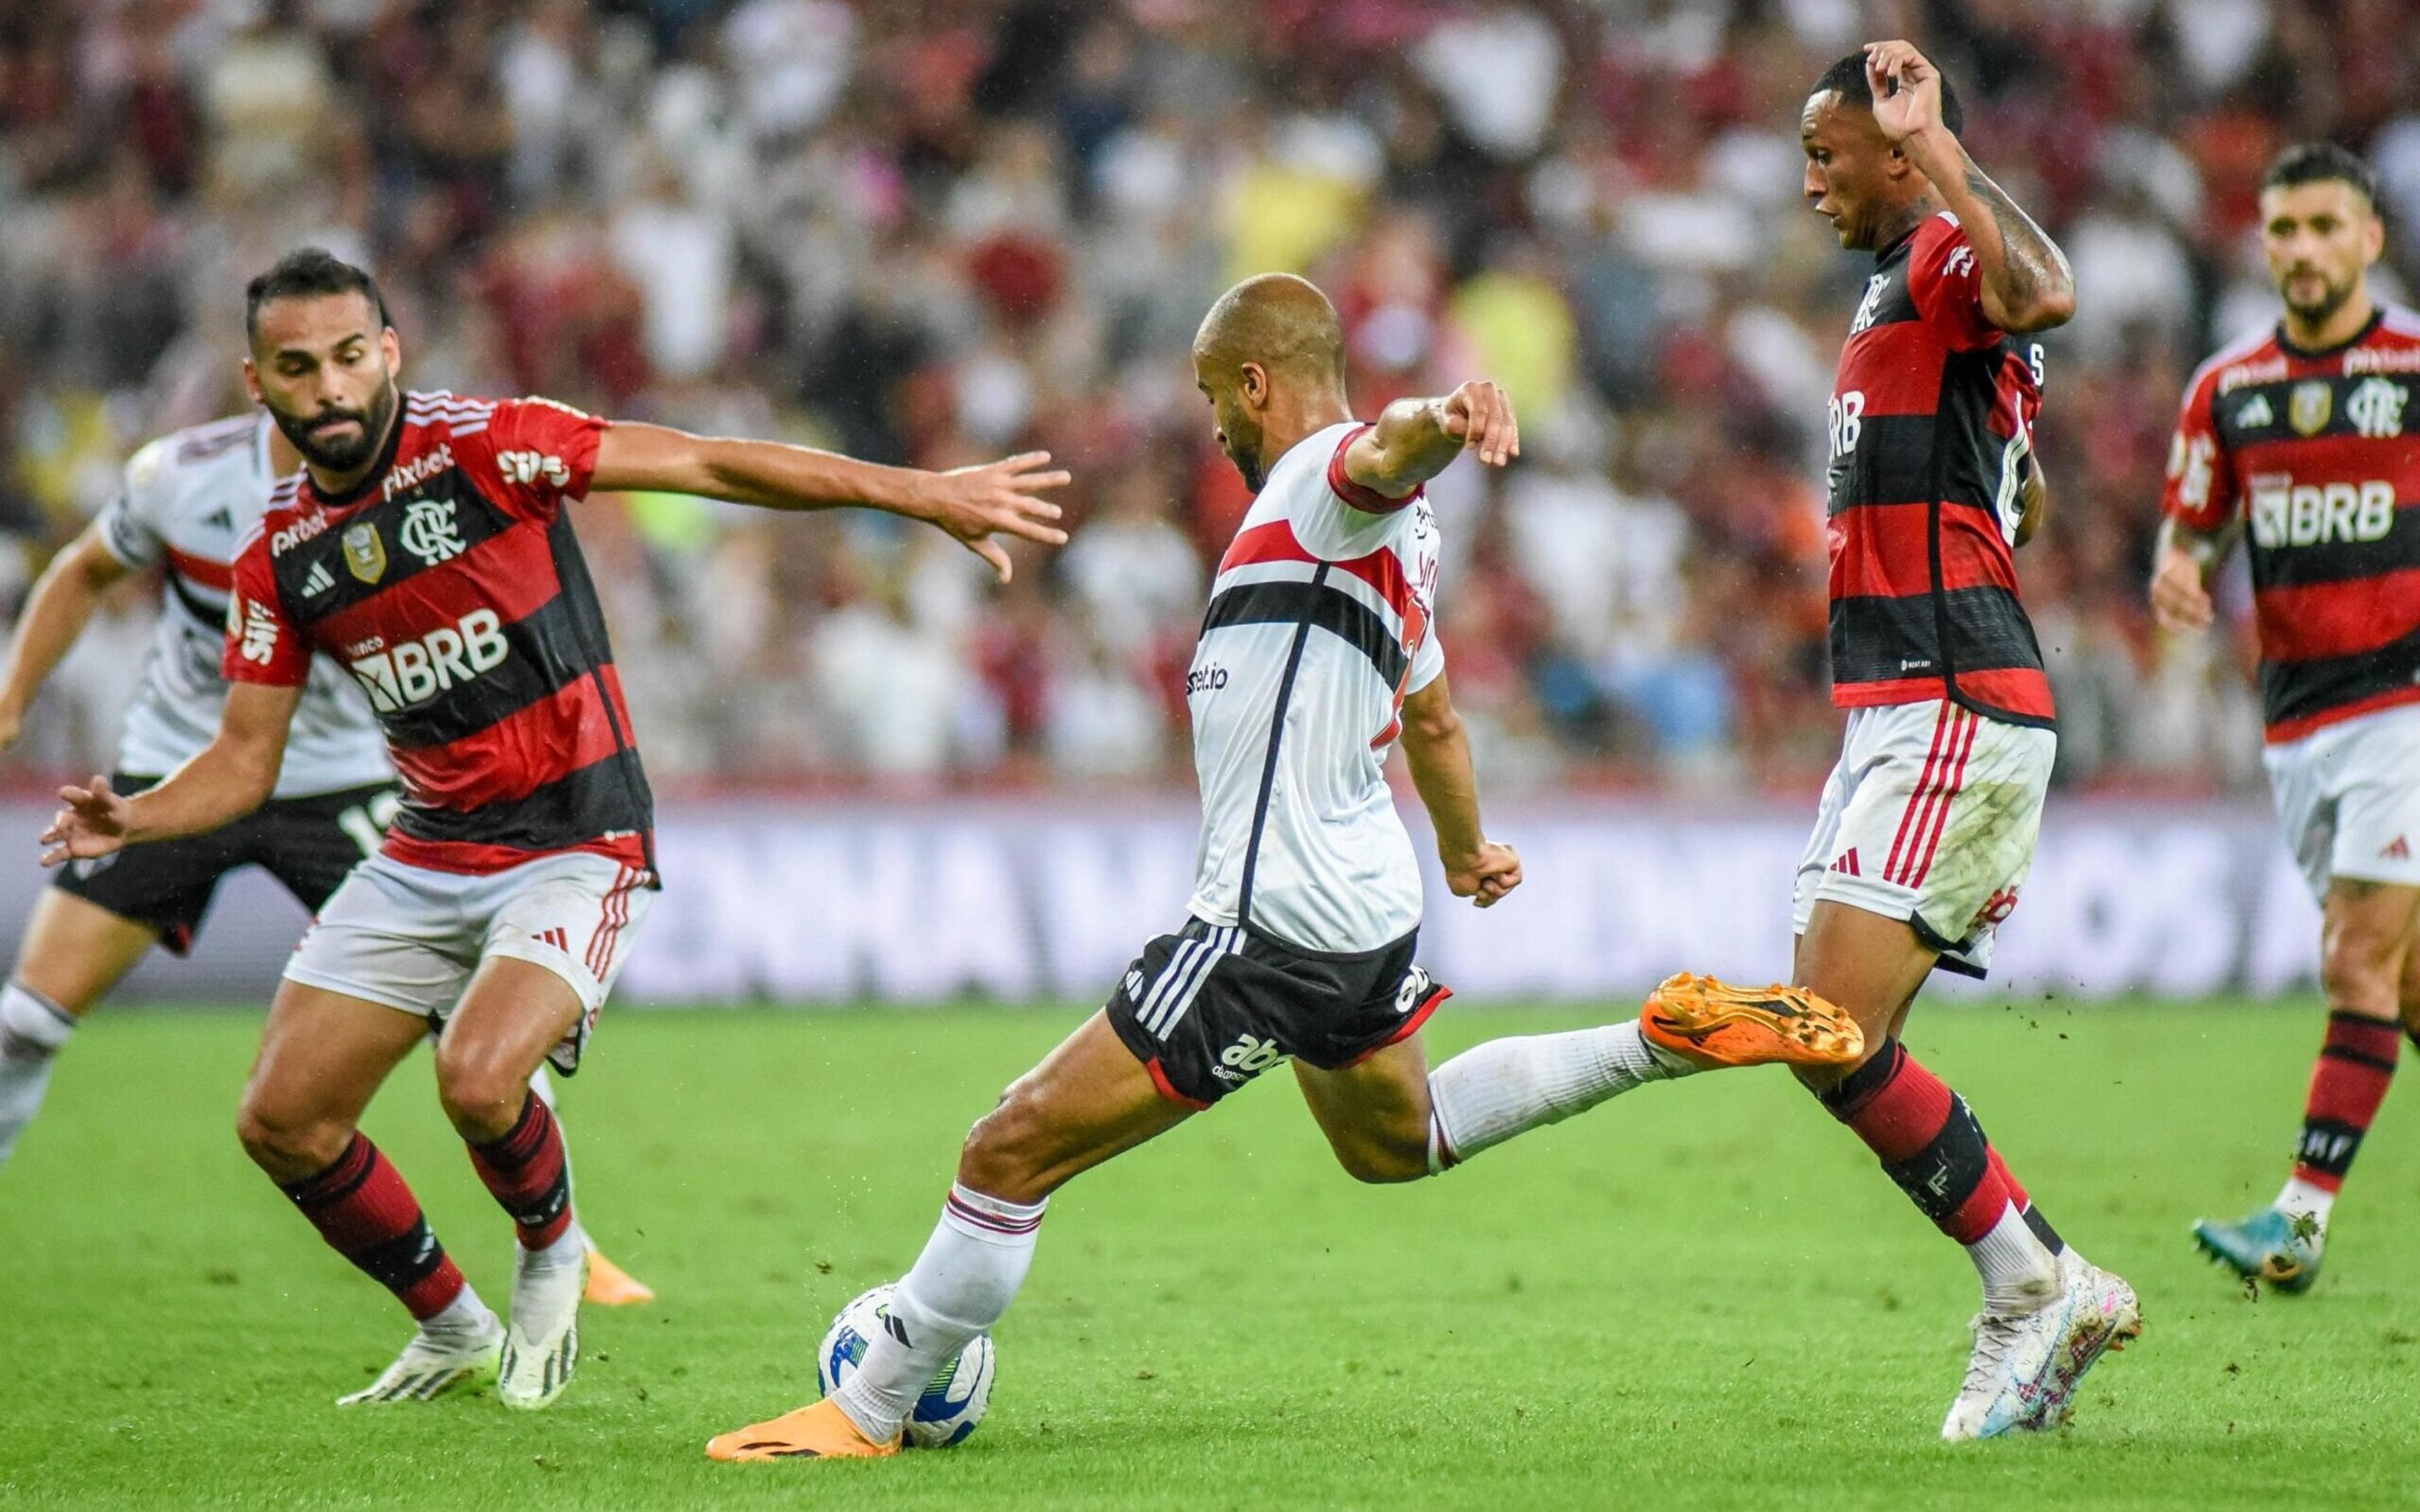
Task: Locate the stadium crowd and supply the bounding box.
[1,0,2415,791]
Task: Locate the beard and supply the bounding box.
[268,376,399,472]
[1220,415,1267,493]
[2282,266,2358,328]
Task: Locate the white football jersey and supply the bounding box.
[96,415,393,798]
[1185,420,1446,954]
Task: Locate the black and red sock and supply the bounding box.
[466,1092,573,1249]
[1817,1039,2057,1249]
[2291,1011,2400,1193]
[280,1135,466,1320]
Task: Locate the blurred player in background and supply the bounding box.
[39,248,1069,1410]
[1791,43,2137,1439]
[705,273,1862,1462]
[2153,144,2420,1293]
[0,408,656,1307]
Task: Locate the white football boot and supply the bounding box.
[1940,1249,2142,1440]
[497,1231,589,1411]
[337,1310,504,1406]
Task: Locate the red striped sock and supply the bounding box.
[2291,1011,2400,1193]
[1818,1040,2017,1244]
[280,1135,466,1320]
[466,1092,574,1249]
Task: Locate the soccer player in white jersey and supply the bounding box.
[706,273,1863,1462]
[0,410,655,1307]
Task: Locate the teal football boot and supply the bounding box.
[2192,1206,2322,1294]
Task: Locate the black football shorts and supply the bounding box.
[50,774,400,954]
[1105,917,1452,1108]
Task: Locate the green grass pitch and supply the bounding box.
[3,999,2417,1509]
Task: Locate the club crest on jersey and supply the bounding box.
[399,498,466,566]
[2288,381,2332,437]
[1848,273,1889,336]
[342,522,387,583]
[2346,377,2407,439]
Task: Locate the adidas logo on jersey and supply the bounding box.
[2383,835,2412,862]
[201,506,234,531]
[2234,393,2274,429]
[299,559,335,598]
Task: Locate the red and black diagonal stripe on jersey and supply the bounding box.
[1825,217,2051,728]
[2165,309,2420,742]
[268,407,653,876]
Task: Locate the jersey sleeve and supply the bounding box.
[1407,622,1444,695]
[221,530,311,687]
[95,438,171,569]
[1907,219,2002,353]
[453,395,607,522]
[2159,367,2236,533]
[1291,424,1422,561]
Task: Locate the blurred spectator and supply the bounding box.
[6,0,2408,796]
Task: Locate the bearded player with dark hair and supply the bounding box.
[40,248,1070,1411]
[2153,143,2420,1293]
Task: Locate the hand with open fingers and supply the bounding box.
[1863,40,1943,144]
[923,450,1073,583]
[41,774,131,867]
[1440,382,1520,468]
[2149,548,2215,634]
[1446,840,1522,908]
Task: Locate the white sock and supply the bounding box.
[527,1065,557,1108]
[833,1184,1046,1441]
[1425,1019,1690,1172]
[0,982,76,1171]
[422,1285,499,1341]
[1966,1200,2061,1314]
[2276,1176,2337,1234]
[522,1219,589,1273]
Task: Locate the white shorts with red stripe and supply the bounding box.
[2262,702,2420,903]
[1791,700,2054,978]
[284,850,655,1073]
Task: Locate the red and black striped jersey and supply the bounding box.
[224,392,655,879]
[2161,306,2420,743]
[1824,212,2051,727]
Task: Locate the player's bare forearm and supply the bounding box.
[1343,382,1519,501]
[1399,675,1521,905]
[1904,127,2075,333]
[0,527,129,741]
[2157,515,2235,575]
[123,684,299,842]
[592,423,1066,582]
[595,423,933,515]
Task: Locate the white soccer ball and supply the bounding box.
[817,1283,996,1449]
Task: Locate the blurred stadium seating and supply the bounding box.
[3,0,2416,799]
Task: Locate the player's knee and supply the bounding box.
[432,1043,532,1141]
[234,1095,351,1179]
[1332,1133,1426,1185]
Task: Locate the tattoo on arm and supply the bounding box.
[1961,157,2073,318]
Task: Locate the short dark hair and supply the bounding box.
[244,247,389,343]
[2263,141,2377,205]
[1812,52,1965,137]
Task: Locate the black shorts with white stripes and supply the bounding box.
[1104,918,1451,1108]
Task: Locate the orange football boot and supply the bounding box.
[582,1247,656,1307]
[1640,972,1864,1068]
[706,1399,901,1462]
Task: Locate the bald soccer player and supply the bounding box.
[705,273,1864,1461]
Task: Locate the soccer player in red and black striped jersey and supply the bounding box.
[2152,144,2420,1293]
[1791,43,2138,1440]
[38,248,1068,1410]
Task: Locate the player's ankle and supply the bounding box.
[522,1220,587,1269]
[421,1286,498,1341]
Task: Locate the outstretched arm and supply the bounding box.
[591,423,1069,583]
[2149,515,2239,634]
[40,680,301,864]
[1866,40,2076,334]
[1397,673,1521,908]
[1340,381,1520,503]
[0,524,134,750]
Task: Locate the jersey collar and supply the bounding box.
[2276,306,2383,363]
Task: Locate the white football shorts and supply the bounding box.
[2262,702,2420,903]
[1792,700,2055,978]
[284,849,655,1073]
